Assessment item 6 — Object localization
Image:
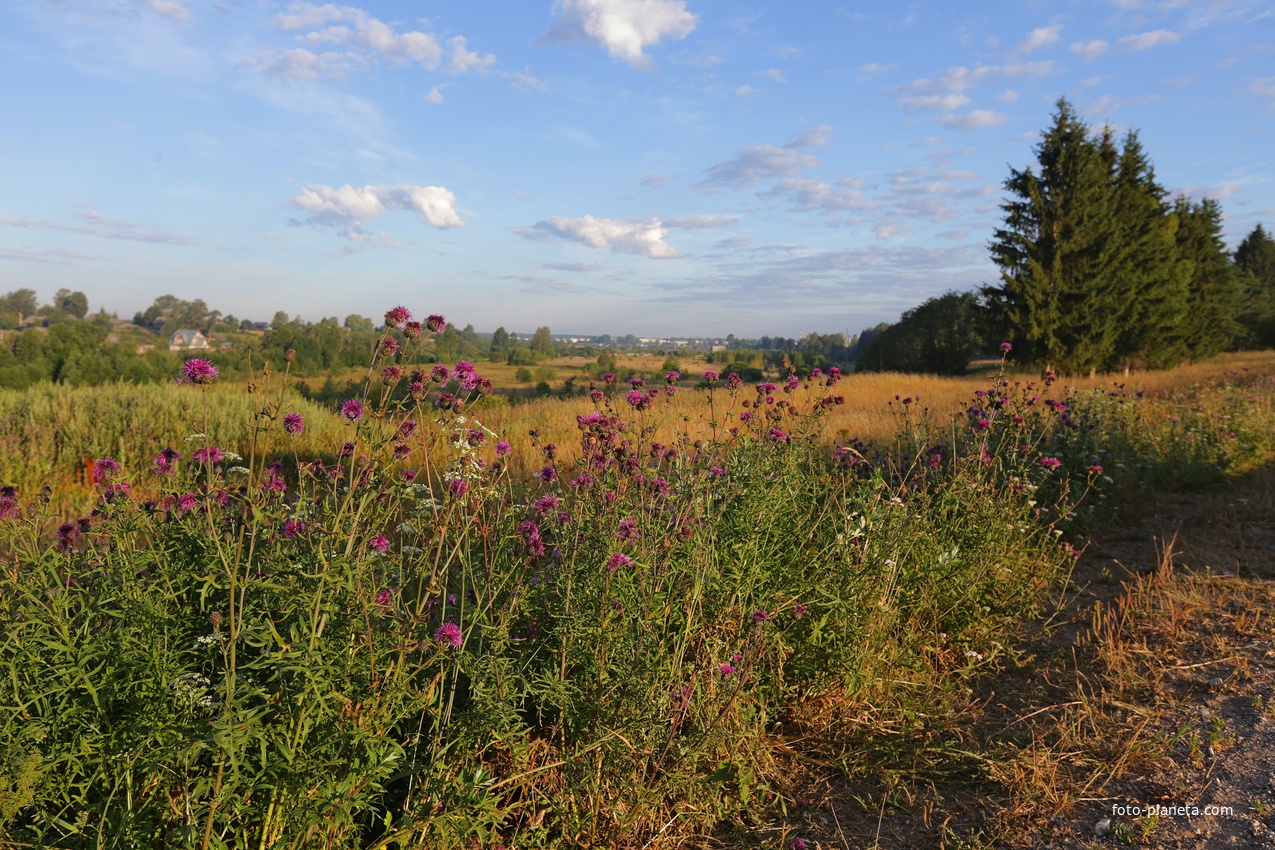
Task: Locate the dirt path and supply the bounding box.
[749,465,1275,850]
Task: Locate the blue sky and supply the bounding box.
[1,0,1272,337]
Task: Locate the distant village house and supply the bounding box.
[169,329,210,352]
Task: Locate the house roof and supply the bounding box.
[170,329,205,344]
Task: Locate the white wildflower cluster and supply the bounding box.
[171,672,216,709]
[183,433,207,443]
[227,467,251,476]
[446,416,498,484]
[193,634,223,648]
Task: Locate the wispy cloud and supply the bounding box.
[0,211,198,245]
[0,246,104,263]
[1117,29,1182,51]
[1070,39,1110,61]
[1017,23,1061,54]
[697,126,832,190]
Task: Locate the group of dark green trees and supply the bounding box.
[860,98,1275,376]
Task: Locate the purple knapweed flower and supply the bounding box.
[426,314,446,333]
[718,663,736,675]
[448,478,469,498]
[665,370,680,383]
[790,839,809,850]
[403,321,423,339]
[626,389,648,409]
[375,587,395,607]
[616,516,639,542]
[384,305,412,328]
[495,440,511,457]
[368,535,390,553]
[191,446,224,464]
[1000,342,1013,354]
[605,553,632,574]
[282,413,304,435]
[794,603,808,619]
[702,370,719,382]
[454,360,475,379]
[603,372,616,384]
[381,365,403,382]
[752,609,769,623]
[178,492,199,511]
[1088,464,1103,475]
[533,495,560,515]
[377,336,399,358]
[340,399,364,422]
[339,441,355,457]
[282,518,305,539]
[435,621,462,648]
[1039,456,1062,471]
[92,457,120,482]
[178,358,218,386]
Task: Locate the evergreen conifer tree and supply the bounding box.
[1173,197,1242,360]
[1234,224,1275,347]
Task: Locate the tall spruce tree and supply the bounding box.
[1234,224,1275,347]
[986,99,1121,373]
[1173,197,1242,360]
[986,98,1199,373]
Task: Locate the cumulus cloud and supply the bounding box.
[735,84,757,98]
[548,0,697,67]
[447,36,495,74]
[697,125,833,190]
[1071,39,1110,61]
[424,86,444,104]
[1017,24,1061,53]
[290,184,465,228]
[527,215,678,257]
[1117,30,1182,51]
[759,68,786,83]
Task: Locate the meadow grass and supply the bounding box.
[0,333,1273,848]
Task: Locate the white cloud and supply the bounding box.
[1083,93,1159,116]
[1018,24,1061,53]
[938,109,1006,130]
[291,184,465,228]
[760,68,786,83]
[1071,39,1110,61]
[145,0,189,21]
[256,3,496,79]
[529,215,678,258]
[550,0,697,67]
[424,86,444,104]
[1117,30,1182,51]
[447,36,495,75]
[735,84,757,98]
[899,93,971,111]
[697,126,832,190]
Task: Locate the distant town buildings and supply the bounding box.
[168,329,209,352]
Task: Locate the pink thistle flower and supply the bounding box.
[426,314,446,333]
[384,306,412,327]
[403,321,423,339]
[283,413,304,434]
[702,370,718,382]
[381,365,403,382]
[92,457,120,482]
[375,587,395,607]
[1000,342,1013,353]
[368,535,389,553]
[430,364,450,383]
[191,446,224,464]
[178,493,199,511]
[282,518,305,538]
[1088,464,1103,475]
[397,419,418,438]
[718,663,736,675]
[1039,456,1062,471]
[435,621,462,648]
[495,440,511,457]
[665,370,680,383]
[603,372,616,384]
[605,553,632,574]
[178,358,218,386]
[448,478,470,497]
[377,336,399,358]
[454,360,475,379]
[725,373,743,390]
[340,399,365,421]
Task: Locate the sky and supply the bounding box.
[1,0,1272,337]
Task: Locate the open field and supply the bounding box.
[1,350,1274,848]
[6,350,1275,519]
